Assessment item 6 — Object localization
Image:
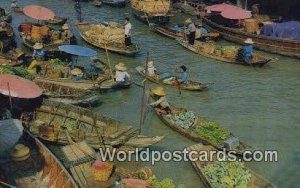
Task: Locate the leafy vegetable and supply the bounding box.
[0,65,35,80]
[49,58,65,66]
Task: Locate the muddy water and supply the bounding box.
[1,0,300,187]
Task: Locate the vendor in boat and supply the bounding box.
[32,42,45,60]
[185,18,196,45]
[240,38,254,63]
[61,24,73,43]
[71,67,85,80]
[124,17,132,47]
[11,0,18,8]
[115,62,131,86]
[145,61,156,77]
[175,65,188,84]
[148,87,171,115]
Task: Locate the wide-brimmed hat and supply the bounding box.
[185,18,192,24]
[115,63,127,71]
[71,68,83,76]
[33,42,43,50]
[62,24,69,30]
[152,87,166,96]
[244,38,254,44]
[147,61,153,68]
[10,144,30,161]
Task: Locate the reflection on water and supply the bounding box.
[1,0,300,187]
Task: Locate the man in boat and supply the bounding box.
[124,17,132,47]
[185,18,196,45]
[114,62,131,86]
[145,61,156,77]
[148,87,171,115]
[61,24,73,43]
[74,0,82,22]
[238,38,254,63]
[11,0,18,8]
[32,42,45,60]
[71,67,85,80]
[175,65,188,84]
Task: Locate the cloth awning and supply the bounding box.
[23,5,55,20]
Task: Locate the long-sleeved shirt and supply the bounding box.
[243,45,253,60]
[187,23,196,34]
[176,72,188,84]
[146,67,156,77]
[149,96,170,108]
[124,22,132,36]
[115,71,130,82]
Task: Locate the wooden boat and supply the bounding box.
[99,78,131,91]
[0,49,24,66]
[132,8,171,25]
[136,66,208,91]
[0,23,15,53]
[154,104,249,155]
[102,0,126,8]
[187,144,276,188]
[202,16,300,58]
[0,130,78,188]
[12,7,24,14]
[76,22,140,56]
[21,99,164,151]
[46,16,68,25]
[177,39,272,67]
[154,24,220,40]
[18,23,75,51]
[93,0,103,7]
[173,2,200,16]
[0,8,12,22]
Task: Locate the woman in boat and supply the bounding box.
[148,87,171,115]
[11,0,18,8]
[238,38,254,63]
[74,0,82,22]
[175,65,188,84]
[124,17,132,47]
[32,42,45,60]
[114,63,131,86]
[61,24,73,43]
[145,61,156,77]
[185,18,196,45]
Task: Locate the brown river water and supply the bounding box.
[1,0,299,187]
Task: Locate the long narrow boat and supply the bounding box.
[21,100,164,151]
[76,22,140,56]
[187,144,276,188]
[177,39,271,67]
[18,23,75,51]
[154,104,249,155]
[202,16,300,58]
[136,66,208,91]
[46,16,68,25]
[0,129,78,188]
[102,0,126,8]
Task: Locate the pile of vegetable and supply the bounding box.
[193,121,231,145]
[203,161,251,188]
[49,58,65,66]
[0,65,35,80]
[166,111,196,129]
[150,178,185,188]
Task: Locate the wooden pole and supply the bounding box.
[7,83,12,110]
[104,45,114,80]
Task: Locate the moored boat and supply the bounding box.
[136,66,208,91]
[187,144,276,188]
[153,103,249,155]
[177,39,272,67]
[202,16,300,58]
[93,0,103,7]
[21,99,164,151]
[102,0,126,8]
[45,16,68,25]
[76,22,140,56]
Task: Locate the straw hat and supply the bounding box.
[62,24,70,30]
[10,144,30,161]
[185,18,192,24]
[152,87,166,96]
[244,38,254,44]
[147,61,153,68]
[71,68,83,76]
[115,63,127,71]
[33,42,43,50]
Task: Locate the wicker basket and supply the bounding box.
[91,162,113,181]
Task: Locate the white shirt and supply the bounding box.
[115,71,130,82]
[146,67,156,77]
[124,22,132,36]
[149,96,170,108]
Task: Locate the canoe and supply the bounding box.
[102,0,126,8]
[154,24,220,40]
[154,104,249,155]
[136,66,208,91]
[99,78,131,91]
[76,22,141,56]
[202,16,300,58]
[93,0,103,7]
[132,7,171,25]
[45,16,68,25]
[0,8,12,22]
[186,144,276,188]
[18,23,75,51]
[0,129,78,188]
[177,39,272,67]
[0,23,15,53]
[12,7,24,14]
[21,99,164,151]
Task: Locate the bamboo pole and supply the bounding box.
[104,45,114,80]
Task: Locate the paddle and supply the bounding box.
[139,79,148,134]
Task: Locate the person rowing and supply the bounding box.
[32,42,45,60]
[174,65,188,84]
[148,87,171,115]
[114,62,131,86]
[237,38,254,64]
[144,60,156,77]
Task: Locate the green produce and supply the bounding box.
[0,65,35,80]
[193,121,231,145]
[49,58,65,66]
[150,178,185,188]
[203,161,251,188]
[166,111,196,129]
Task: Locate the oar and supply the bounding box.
[139,79,148,134]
